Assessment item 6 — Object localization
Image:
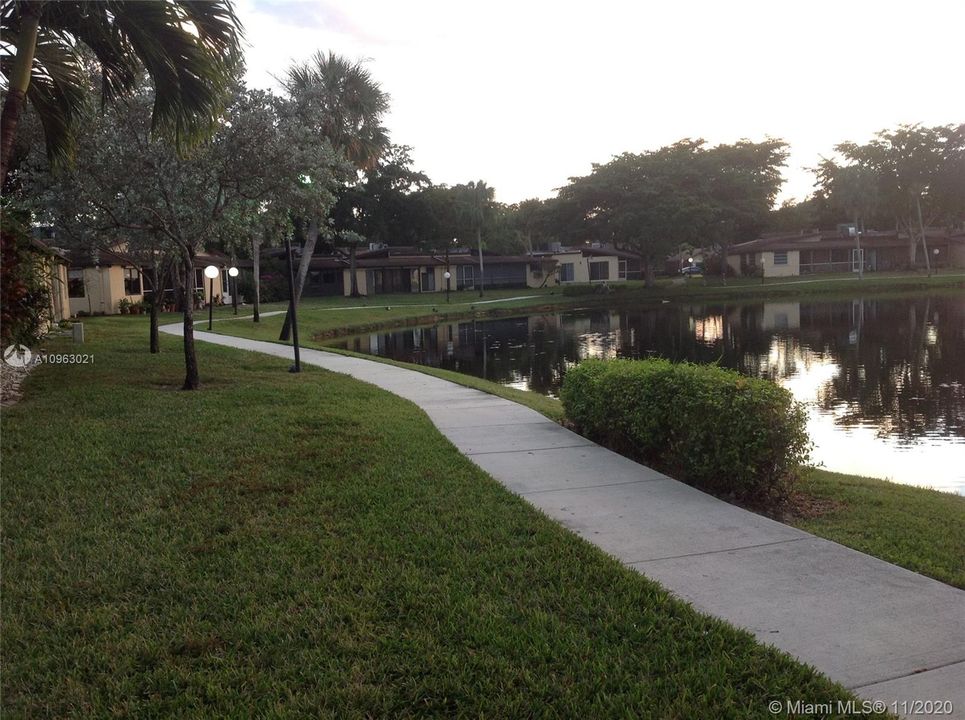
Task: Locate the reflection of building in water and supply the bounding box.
[761,302,801,331]
[561,311,620,360]
[692,314,725,345]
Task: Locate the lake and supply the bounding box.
[331,292,965,494]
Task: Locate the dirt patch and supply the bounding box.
[783,490,847,520]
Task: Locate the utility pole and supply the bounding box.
[284,234,301,373]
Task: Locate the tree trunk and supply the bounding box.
[349,243,359,296]
[181,251,200,390]
[644,259,655,288]
[252,232,261,322]
[148,264,160,353]
[0,2,40,182]
[280,218,318,341]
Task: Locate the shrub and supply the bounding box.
[561,358,810,505]
[1,213,52,347]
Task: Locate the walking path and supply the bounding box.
[162,323,965,716]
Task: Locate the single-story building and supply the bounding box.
[726,228,965,278]
[532,246,642,285]
[332,246,558,296]
[66,246,237,315]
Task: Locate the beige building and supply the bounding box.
[66,247,235,315]
[727,229,965,278]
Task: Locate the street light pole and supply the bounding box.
[204,265,218,330]
[445,239,453,303]
[284,233,301,373]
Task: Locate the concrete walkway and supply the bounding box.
[162,324,964,716]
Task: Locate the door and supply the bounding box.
[851,248,864,272]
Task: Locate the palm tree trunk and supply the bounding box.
[916,197,931,276]
[280,218,317,341]
[476,226,484,297]
[181,250,200,390]
[252,231,261,322]
[0,2,41,182]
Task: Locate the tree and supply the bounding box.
[215,88,339,317]
[558,139,787,286]
[27,81,335,388]
[280,51,390,315]
[832,124,965,274]
[0,0,243,183]
[700,139,789,283]
[560,141,710,286]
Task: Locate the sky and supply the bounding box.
[235,0,965,206]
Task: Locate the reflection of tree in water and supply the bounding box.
[334,293,964,443]
[816,296,965,442]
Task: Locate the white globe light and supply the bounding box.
[688,257,694,263]
[228,266,239,277]
[204,265,218,279]
[444,271,451,279]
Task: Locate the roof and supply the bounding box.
[27,236,69,262]
[66,247,139,268]
[729,228,965,254]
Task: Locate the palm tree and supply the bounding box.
[1,0,243,182]
[279,51,389,330]
[282,51,390,173]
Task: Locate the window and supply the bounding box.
[195,268,204,289]
[124,267,141,295]
[68,269,85,298]
[590,261,610,281]
[559,263,575,282]
[618,260,627,280]
[773,251,788,266]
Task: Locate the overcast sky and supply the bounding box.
[235,0,965,206]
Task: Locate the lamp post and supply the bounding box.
[933,247,940,275]
[445,237,456,303]
[228,266,239,315]
[204,265,218,330]
[284,233,301,373]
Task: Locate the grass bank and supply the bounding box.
[788,470,965,589]
[1,319,864,717]
[207,297,965,590]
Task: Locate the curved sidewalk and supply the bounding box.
[163,324,965,716]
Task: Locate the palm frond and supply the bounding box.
[4,30,91,168]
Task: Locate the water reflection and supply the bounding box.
[333,294,965,494]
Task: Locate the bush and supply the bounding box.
[561,358,810,505]
[1,213,52,347]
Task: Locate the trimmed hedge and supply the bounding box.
[561,359,811,505]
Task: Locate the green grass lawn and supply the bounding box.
[788,471,965,589]
[1,319,868,717]
[206,300,965,591]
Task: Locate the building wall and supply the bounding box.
[948,243,965,268]
[554,252,588,283]
[42,260,70,324]
[762,250,800,278]
[552,253,624,284]
[342,268,369,296]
